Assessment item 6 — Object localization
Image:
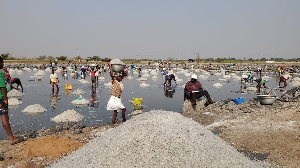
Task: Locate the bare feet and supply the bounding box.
[9,137,23,145]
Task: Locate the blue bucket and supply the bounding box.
[233,97,244,105]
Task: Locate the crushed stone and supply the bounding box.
[49,110,267,168]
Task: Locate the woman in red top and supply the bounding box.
[90,68,96,88]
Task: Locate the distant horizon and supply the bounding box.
[1,1,299,60]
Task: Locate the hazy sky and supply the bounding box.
[1,0,299,60]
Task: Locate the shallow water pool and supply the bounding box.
[0,68,294,139]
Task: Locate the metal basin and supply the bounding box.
[111,64,126,72]
[257,95,276,105]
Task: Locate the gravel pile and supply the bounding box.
[22,104,47,113]
[51,109,84,123]
[49,110,267,168]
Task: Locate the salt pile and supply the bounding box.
[50,110,266,168]
[8,98,22,105]
[104,82,112,88]
[71,98,90,105]
[247,87,257,91]
[34,70,46,76]
[7,89,24,98]
[223,75,231,80]
[98,77,105,80]
[137,77,147,81]
[51,109,84,123]
[199,75,208,80]
[72,89,86,95]
[79,79,90,84]
[140,83,149,88]
[22,104,47,113]
[152,76,158,80]
[214,72,222,76]
[213,83,223,88]
[110,58,125,65]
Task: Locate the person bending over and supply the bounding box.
[164,74,176,87]
[10,78,23,92]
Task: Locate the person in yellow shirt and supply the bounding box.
[50,69,59,92]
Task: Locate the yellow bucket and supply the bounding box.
[134,105,143,110]
[65,84,73,90]
[133,98,143,105]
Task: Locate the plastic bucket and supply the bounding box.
[65,84,72,90]
[233,97,244,105]
[134,105,143,110]
[133,98,143,105]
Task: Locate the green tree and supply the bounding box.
[37,55,47,60]
[74,56,82,60]
[47,56,55,60]
[57,56,67,61]
[1,52,11,60]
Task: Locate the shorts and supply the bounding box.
[91,76,96,82]
[0,99,8,115]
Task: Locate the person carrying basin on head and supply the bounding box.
[106,62,126,125]
[50,69,59,92]
[0,56,22,145]
[164,74,176,87]
[184,74,214,107]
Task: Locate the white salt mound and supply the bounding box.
[71,98,90,105]
[98,77,105,80]
[104,82,112,88]
[72,89,86,95]
[213,83,223,88]
[50,110,267,168]
[140,83,149,88]
[110,58,125,65]
[22,104,47,113]
[51,109,84,123]
[8,98,22,105]
[7,89,24,98]
[137,77,147,81]
[80,79,90,84]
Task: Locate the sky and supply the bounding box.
[0,0,299,60]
